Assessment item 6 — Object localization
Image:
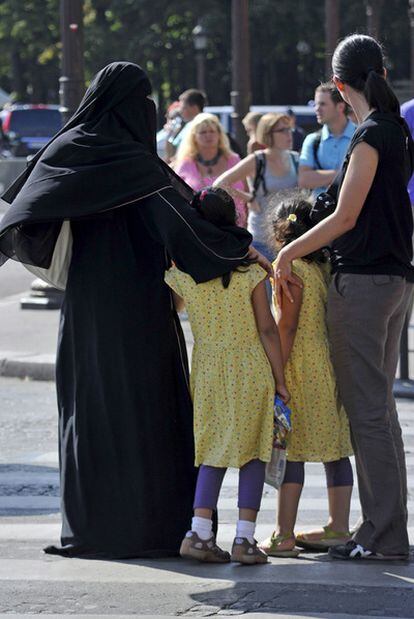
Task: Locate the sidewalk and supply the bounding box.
[1,288,414,385]
[0,293,58,380]
[0,292,195,381]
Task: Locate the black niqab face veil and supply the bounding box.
[0,62,193,267]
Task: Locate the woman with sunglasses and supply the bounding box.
[214,113,299,263]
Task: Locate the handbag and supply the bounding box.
[309,186,337,226]
[265,396,292,489]
[309,149,352,226]
[22,220,72,291]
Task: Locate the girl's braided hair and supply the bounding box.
[191,186,256,288]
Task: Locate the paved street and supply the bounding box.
[0,375,414,616]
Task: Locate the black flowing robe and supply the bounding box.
[53,188,251,558]
[0,63,252,558]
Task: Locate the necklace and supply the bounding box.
[196,150,221,175]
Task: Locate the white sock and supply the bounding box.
[236,519,256,544]
[191,516,213,540]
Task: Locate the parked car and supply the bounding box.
[0,104,63,157]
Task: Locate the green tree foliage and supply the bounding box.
[0,0,60,101]
[82,0,232,115]
[0,0,411,112]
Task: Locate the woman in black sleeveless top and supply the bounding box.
[274,35,414,560]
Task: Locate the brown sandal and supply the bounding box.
[231,537,268,565]
[180,531,231,563]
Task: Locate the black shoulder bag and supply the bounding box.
[309,150,351,226]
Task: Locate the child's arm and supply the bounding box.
[252,280,290,403]
[164,266,186,312]
[276,279,303,366]
[171,290,185,313]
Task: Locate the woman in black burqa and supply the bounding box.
[0,62,254,558]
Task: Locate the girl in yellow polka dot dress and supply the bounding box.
[164,187,289,565]
[259,195,353,558]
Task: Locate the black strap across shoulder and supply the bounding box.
[312,130,322,170]
[253,151,267,197]
[290,151,299,173]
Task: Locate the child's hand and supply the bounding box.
[274,247,302,305]
[276,383,290,404]
[248,246,272,276]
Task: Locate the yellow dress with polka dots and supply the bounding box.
[164,263,275,468]
[273,258,352,462]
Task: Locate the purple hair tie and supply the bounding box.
[200,189,208,201]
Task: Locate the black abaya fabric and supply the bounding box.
[54,199,195,558]
[48,187,249,559]
[0,62,252,558]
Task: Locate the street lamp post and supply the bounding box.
[365,0,383,38]
[296,40,311,103]
[192,24,208,93]
[325,0,340,78]
[231,0,251,155]
[59,0,85,124]
[21,0,85,310]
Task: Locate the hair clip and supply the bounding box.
[287,213,297,222]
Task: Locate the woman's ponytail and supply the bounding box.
[364,70,400,115]
[333,34,400,115]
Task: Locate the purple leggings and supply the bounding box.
[283,457,353,487]
[193,459,266,511]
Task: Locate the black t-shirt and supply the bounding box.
[330,111,414,281]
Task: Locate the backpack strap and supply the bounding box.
[252,151,268,197]
[312,130,322,170]
[290,151,299,174]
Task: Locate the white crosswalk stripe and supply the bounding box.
[0,398,413,537]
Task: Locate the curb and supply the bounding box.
[0,355,55,381]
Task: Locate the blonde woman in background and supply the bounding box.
[242,111,264,154]
[174,113,248,227]
[214,113,299,262]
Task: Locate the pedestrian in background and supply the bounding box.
[274,34,414,561]
[156,100,181,161]
[214,112,299,263]
[259,194,353,558]
[174,112,248,226]
[401,98,414,210]
[242,111,264,154]
[400,97,414,319]
[287,108,305,152]
[165,186,289,565]
[299,82,355,196]
[168,88,206,158]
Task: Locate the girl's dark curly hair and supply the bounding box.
[191,186,255,288]
[268,193,328,264]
